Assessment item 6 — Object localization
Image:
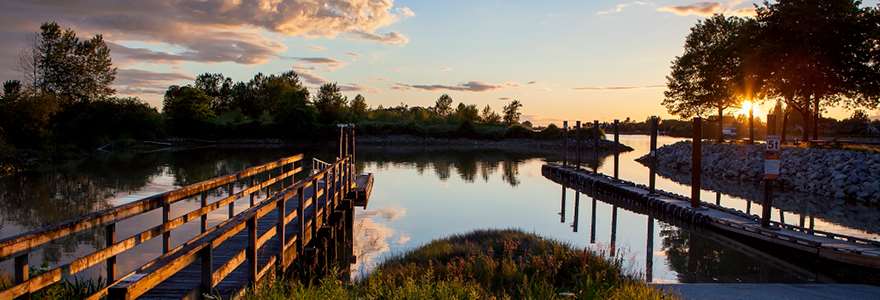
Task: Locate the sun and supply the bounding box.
[737,100,763,117]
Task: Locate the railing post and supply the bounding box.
[228,182,235,219]
[311,178,318,238]
[200,192,208,233]
[106,223,117,285]
[338,125,344,160]
[562,121,569,167]
[649,116,658,194]
[250,177,256,207]
[247,215,258,284]
[613,119,619,179]
[691,117,702,208]
[297,186,305,258]
[14,253,28,300]
[200,246,213,294]
[277,189,287,271]
[162,200,170,253]
[350,125,356,171]
[575,121,582,168]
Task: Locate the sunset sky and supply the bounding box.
[2,0,878,124]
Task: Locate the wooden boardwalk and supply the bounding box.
[543,163,880,270]
[0,126,372,299]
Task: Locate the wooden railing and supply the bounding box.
[0,154,304,299]
[108,155,354,299]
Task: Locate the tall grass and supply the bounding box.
[245,229,674,299]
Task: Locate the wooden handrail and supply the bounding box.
[0,154,305,300]
[107,156,352,300]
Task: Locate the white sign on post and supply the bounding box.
[764,135,781,180]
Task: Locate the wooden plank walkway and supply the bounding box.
[138,183,325,299]
[543,163,880,270]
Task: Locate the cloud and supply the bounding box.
[360,207,407,221]
[307,45,326,51]
[114,69,194,95]
[657,1,756,17]
[395,81,504,92]
[339,83,378,93]
[350,30,409,45]
[440,66,453,72]
[346,51,360,58]
[292,65,328,85]
[289,57,346,70]
[573,84,664,90]
[499,97,511,100]
[527,81,537,85]
[0,0,413,76]
[395,234,411,245]
[596,1,654,15]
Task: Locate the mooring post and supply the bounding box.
[562,121,569,167]
[762,114,778,228]
[610,206,617,256]
[560,186,566,223]
[613,119,619,179]
[575,121,582,169]
[649,116,658,194]
[593,120,600,172]
[646,216,654,283]
[590,197,597,243]
[572,192,580,232]
[691,117,702,208]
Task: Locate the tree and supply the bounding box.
[194,73,233,112]
[434,94,453,118]
[350,94,368,121]
[313,83,349,124]
[453,102,480,123]
[663,14,755,142]
[502,100,523,125]
[480,104,501,124]
[2,80,22,103]
[163,85,215,135]
[755,0,880,140]
[34,22,116,104]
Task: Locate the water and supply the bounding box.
[0,136,877,285]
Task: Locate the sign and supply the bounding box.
[764,135,781,180]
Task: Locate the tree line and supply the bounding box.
[0,22,539,159]
[663,0,880,142]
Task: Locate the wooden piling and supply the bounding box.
[649,117,658,194]
[563,121,569,167]
[613,119,619,179]
[575,121,582,168]
[691,117,702,208]
[560,186,566,222]
[646,216,654,283]
[105,223,116,285]
[593,120,599,172]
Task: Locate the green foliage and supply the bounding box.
[453,102,480,123]
[245,230,673,300]
[314,83,349,124]
[502,100,522,125]
[52,97,162,148]
[0,92,59,148]
[350,94,368,121]
[434,94,454,117]
[480,105,501,124]
[35,22,116,105]
[163,85,215,136]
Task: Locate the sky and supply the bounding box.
[1,0,878,125]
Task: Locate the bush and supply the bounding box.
[245,229,673,300]
[53,98,163,148]
[504,124,534,139]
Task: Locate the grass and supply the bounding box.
[244,229,674,300]
[0,267,104,299]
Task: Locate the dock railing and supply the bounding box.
[0,153,304,299]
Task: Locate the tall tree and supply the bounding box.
[313,83,349,124]
[34,22,116,104]
[480,104,501,124]
[194,73,233,112]
[663,14,755,142]
[755,0,880,140]
[163,85,215,135]
[434,94,453,117]
[502,100,523,125]
[453,102,479,123]
[349,94,368,121]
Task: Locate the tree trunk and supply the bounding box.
[812,99,820,140]
[717,106,724,143]
[781,107,791,143]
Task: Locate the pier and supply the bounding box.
[0,126,373,299]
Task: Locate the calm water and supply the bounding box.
[1,135,878,284]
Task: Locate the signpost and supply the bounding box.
[762,114,780,228]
